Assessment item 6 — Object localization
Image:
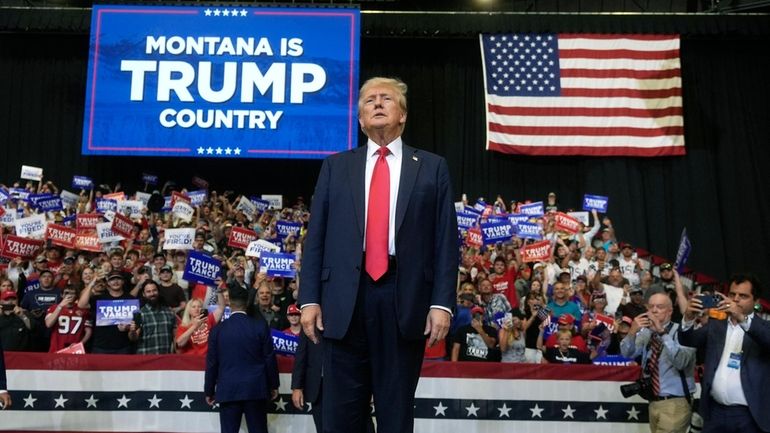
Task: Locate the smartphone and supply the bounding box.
[132,311,143,327]
[698,294,721,309]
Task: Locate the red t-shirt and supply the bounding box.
[46,305,92,353]
[490,267,519,309]
[190,283,208,302]
[176,315,217,356]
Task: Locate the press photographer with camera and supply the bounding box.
[620,292,696,433]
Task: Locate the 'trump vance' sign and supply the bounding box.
[83,5,360,160]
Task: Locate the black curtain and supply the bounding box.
[1,18,769,292]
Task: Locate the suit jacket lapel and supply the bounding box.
[349,146,367,238]
[396,145,420,236]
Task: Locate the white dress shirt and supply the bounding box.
[710,314,752,406]
[363,138,402,255]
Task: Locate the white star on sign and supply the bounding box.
[562,404,576,419]
[530,403,544,418]
[594,405,608,419]
[213,9,221,16]
[240,9,248,17]
[204,8,212,16]
[231,9,239,16]
[222,9,230,16]
[465,402,480,417]
[497,403,512,418]
[197,147,205,154]
[85,394,99,408]
[274,397,287,411]
[54,394,68,408]
[626,405,640,420]
[233,148,241,155]
[179,394,194,409]
[224,147,232,155]
[148,394,162,409]
[215,147,223,155]
[117,394,131,408]
[433,401,448,416]
[206,147,214,155]
[23,393,37,408]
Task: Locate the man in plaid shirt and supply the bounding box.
[129,281,176,354]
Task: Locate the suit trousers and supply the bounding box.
[218,399,267,433]
[649,397,691,433]
[322,271,425,433]
[703,398,765,433]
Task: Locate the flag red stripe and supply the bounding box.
[560,49,680,60]
[560,68,681,79]
[561,87,681,98]
[489,123,683,137]
[487,104,683,118]
[559,33,679,41]
[488,140,686,157]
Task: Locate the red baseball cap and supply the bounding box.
[557,313,575,325]
[470,306,485,316]
[1,291,18,301]
[287,304,301,315]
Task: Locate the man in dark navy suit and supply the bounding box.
[205,286,279,433]
[680,274,770,433]
[0,341,10,409]
[291,330,323,432]
[299,77,458,433]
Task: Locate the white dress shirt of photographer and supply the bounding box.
[620,292,696,433]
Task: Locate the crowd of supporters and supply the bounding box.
[0,174,767,366]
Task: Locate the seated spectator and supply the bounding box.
[44,286,92,352]
[499,311,527,363]
[542,330,591,364]
[0,291,35,351]
[451,306,500,362]
[129,281,176,354]
[175,292,226,356]
[283,304,301,336]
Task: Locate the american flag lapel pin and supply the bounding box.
[412,155,418,161]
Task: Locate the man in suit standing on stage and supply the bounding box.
[299,76,458,433]
[680,273,770,433]
[205,286,279,433]
[0,341,10,409]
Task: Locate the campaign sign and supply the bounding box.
[508,213,530,226]
[0,207,4,218]
[187,190,208,207]
[59,190,80,208]
[95,299,140,326]
[72,175,94,190]
[0,235,44,259]
[228,226,258,249]
[464,206,482,216]
[583,194,609,213]
[46,224,77,249]
[456,211,479,230]
[0,188,9,204]
[77,213,101,231]
[454,201,464,213]
[262,195,284,209]
[20,165,43,181]
[521,240,553,263]
[515,222,543,240]
[111,213,135,238]
[163,228,196,250]
[135,191,152,206]
[674,227,691,273]
[208,305,231,320]
[473,200,486,212]
[275,220,302,238]
[554,212,581,235]
[75,233,102,252]
[465,227,483,249]
[118,200,144,218]
[14,214,47,239]
[183,251,223,286]
[480,221,513,245]
[1,210,16,227]
[170,191,191,208]
[62,214,77,227]
[82,5,360,160]
[250,197,271,213]
[568,211,589,226]
[37,196,64,213]
[260,251,296,278]
[57,342,87,355]
[271,329,298,355]
[96,198,118,214]
[96,222,125,243]
[9,188,29,200]
[245,239,280,257]
[592,354,634,366]
[172,201,195,223]
[103,192,126,202]
[142,173,159,185]
[520,201,545,217]
[236,196,257,218]
[28,193,54,207]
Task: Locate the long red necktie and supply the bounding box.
[648,334,662,397]
[365,147,390,281]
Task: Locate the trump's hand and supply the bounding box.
[300,305,324,344]
[291,389,305,410]
[0,391,11,409]
[205,396,215,406]
[424,308,451,347]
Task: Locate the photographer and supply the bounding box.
[620,292,696,433]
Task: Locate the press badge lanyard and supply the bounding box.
[727,320,745,370]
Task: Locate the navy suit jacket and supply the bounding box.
[291,331,322,403]
[299,143,459,340]
[679,315,770,431]
[204,312,279,402]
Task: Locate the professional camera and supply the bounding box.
[620,377,654,400]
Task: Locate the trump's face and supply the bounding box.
[358,85,406,138]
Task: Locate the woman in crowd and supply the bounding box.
[175,289,226,355]
[499,311,527,363]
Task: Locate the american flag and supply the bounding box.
[480,33,684,157]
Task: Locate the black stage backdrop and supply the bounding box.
[1,13,769,291]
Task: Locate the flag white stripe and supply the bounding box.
[488,132,685,148]
[558,37,680,51]
[488,112,683,128]
[11,370,203,392]
[559,58,681,71]
[560,77,682,90]
[415,419,649,433]
[487,94,683,109]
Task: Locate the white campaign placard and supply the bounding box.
[172,201,194,223]
[14,214,47,239]
[59,190,81,208]
[96,222,125,243]
[236,196,257,220]
[568,211,590,226]
[261,194,283,209]
[119,200,144,219]
[1,209,17,227]
[245,239,281,257]
[135,191,151,206]
[20,165,44,181]
[163,228,196,250]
